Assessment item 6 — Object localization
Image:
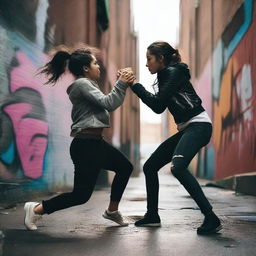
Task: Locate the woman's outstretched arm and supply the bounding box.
[131,67,181,114]
[73,72,134,112]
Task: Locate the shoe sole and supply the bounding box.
[135,223,161,227]
[102,214,129,226]
[197,224,223,235]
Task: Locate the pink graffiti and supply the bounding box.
[195,59,212,118]
[4,51,49,179]
[3,103,48,179]
[5,50,73,179]
[10,51,46,93]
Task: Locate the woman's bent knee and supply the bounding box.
[143,161,156,176]
[170,156,187,178]
[170,165,180,177]
[72,191,91,205]
[121,162,133,177]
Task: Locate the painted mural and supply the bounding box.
[0,0,74,191]
[196,0,256,180]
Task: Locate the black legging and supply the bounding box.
[42,136,133,214]
[144,122,213,215]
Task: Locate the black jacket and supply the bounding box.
[131,63,205,123]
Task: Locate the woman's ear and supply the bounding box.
[159,55,164,63]
[83,66,89,73]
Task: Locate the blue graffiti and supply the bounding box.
[224,0,253,65]
[213,0,253,99]
[8,31,45,67]
[0,142,15,165]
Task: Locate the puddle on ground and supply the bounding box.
[180,207,200,211]
[226,212,256,222]
[127,197,146,201]
[181,195,192,199]
[0,211,9,215]
[224,244,237,248]
[201,234,239,248]
[213,236,239,248]
[227,212,256,216]
[228,216,256,222]
[127,215,143,221]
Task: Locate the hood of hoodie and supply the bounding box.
[66,78,84,96]
[158,62,191,80]
[174,63,191,80]
[66,83,73,95]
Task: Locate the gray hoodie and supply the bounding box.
[67,78,129,136]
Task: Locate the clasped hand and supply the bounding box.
[117,67,136,86]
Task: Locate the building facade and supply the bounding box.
[178,0,255,180]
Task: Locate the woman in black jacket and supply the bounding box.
[131,41,222,235]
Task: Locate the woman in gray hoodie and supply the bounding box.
[24,48,135,230]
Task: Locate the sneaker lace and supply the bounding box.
[116,211,124,220]
[116,211,128,223]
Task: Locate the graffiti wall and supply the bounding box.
[0,0,74,193]
[195,0,256,180]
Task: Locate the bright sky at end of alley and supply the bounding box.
[131,0,180,123]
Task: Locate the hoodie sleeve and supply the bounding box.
[131,67,182,114]
[76,78,129,112]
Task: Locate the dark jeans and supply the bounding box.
[43,136,133,214]
[144,122,213,215]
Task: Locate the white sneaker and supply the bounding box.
[102,210,129,226]
[24,202,41,230]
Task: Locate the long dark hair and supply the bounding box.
[148,41,181,93]
[39,47,95,85]
[147,41,181,66]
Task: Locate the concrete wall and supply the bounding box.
[0,0,139,204]
[179,0,256,180]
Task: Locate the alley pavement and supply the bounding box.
[0,173,256,256]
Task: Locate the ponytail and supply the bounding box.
[39,51,71,85]
[39,46,96,85]
[171,49,181,64]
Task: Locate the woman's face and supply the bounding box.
[146,50,165,74]
[84,55,100,80]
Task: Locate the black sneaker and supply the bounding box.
[197,213,222,235]
[135,212,161,227]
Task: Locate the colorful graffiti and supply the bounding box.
[196,0,256,180]
[2,52,48,179]
[0,1,73,190]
